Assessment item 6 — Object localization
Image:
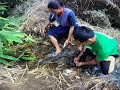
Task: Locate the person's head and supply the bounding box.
[74,26,95,45]
[48,0,61,15]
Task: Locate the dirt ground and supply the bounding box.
[0,0,120,90]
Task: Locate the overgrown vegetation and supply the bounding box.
[0,0,26,17]
[0,3,37,65]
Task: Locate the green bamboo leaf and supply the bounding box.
[7,17,23,25]
[0,54,19,61]
[0,58,9,65]
[20,56,37,61]
[6,35,23,44]
[0,17,23,31]
[0,39,3,54]
[3,24,15,30]
[25,36,36,43]
[13,32,26,38]
[0,33,8,44]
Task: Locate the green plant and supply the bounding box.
[0,3,37,65]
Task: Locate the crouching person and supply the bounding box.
[73,26,119,75]
[41,0,77,56]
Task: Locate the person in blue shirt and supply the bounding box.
[41,0,77,56]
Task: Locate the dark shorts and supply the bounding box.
[67,48,118,75]
[48,25,70,39]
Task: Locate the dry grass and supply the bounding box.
[0,56,119,90]
[19,0,49,35]
[0,0,119,90]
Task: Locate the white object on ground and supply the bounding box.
[62,69,76,77]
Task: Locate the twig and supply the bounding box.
[89,81,106,90]
[59,71,71,87]
[7,69,15,83]
[19,63,28,82]
[4,67,15,83]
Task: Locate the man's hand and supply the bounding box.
[76,62,83,67]
[39,28,46,36]
[39,28,46,33]
[63,39,69,48]
[63,26,74,48]
[75,59,99,66]
[40,20,51,34]
[77,46,83,51]
[74,57,80,64]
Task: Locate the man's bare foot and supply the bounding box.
[47,48,61,57]
[52,52,60,57]
[52,50,61,57]
[47,52,61,57]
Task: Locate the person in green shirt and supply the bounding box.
[73,26,119,75]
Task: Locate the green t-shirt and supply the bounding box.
[86,32,119,61]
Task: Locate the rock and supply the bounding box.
[82,10,111,27]
[62,69,76,77]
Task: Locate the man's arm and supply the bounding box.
[41,13,56,33]
[67,11,76,41]
[67,26,74,41]
[74,45,85,63]
[42,20,51,32]
[77,45,85,58]
[63,11,76,47]
[76,59,100,66]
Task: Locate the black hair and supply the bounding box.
[74,26,94,42]
[48,0,60,9]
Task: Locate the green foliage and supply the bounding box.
[0,3,8,15]
[0,39,3,54]
[24,35,36,43]
[0,17,23,31]
[20,56,37,61]
[0,54,19,61]
[0,58,9,65]
[2,0,26,5]
[0,3,37,65]
[0,31,23,45]
[3,49,16,55]
[0,1,26,17]
[0,5,7,11]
